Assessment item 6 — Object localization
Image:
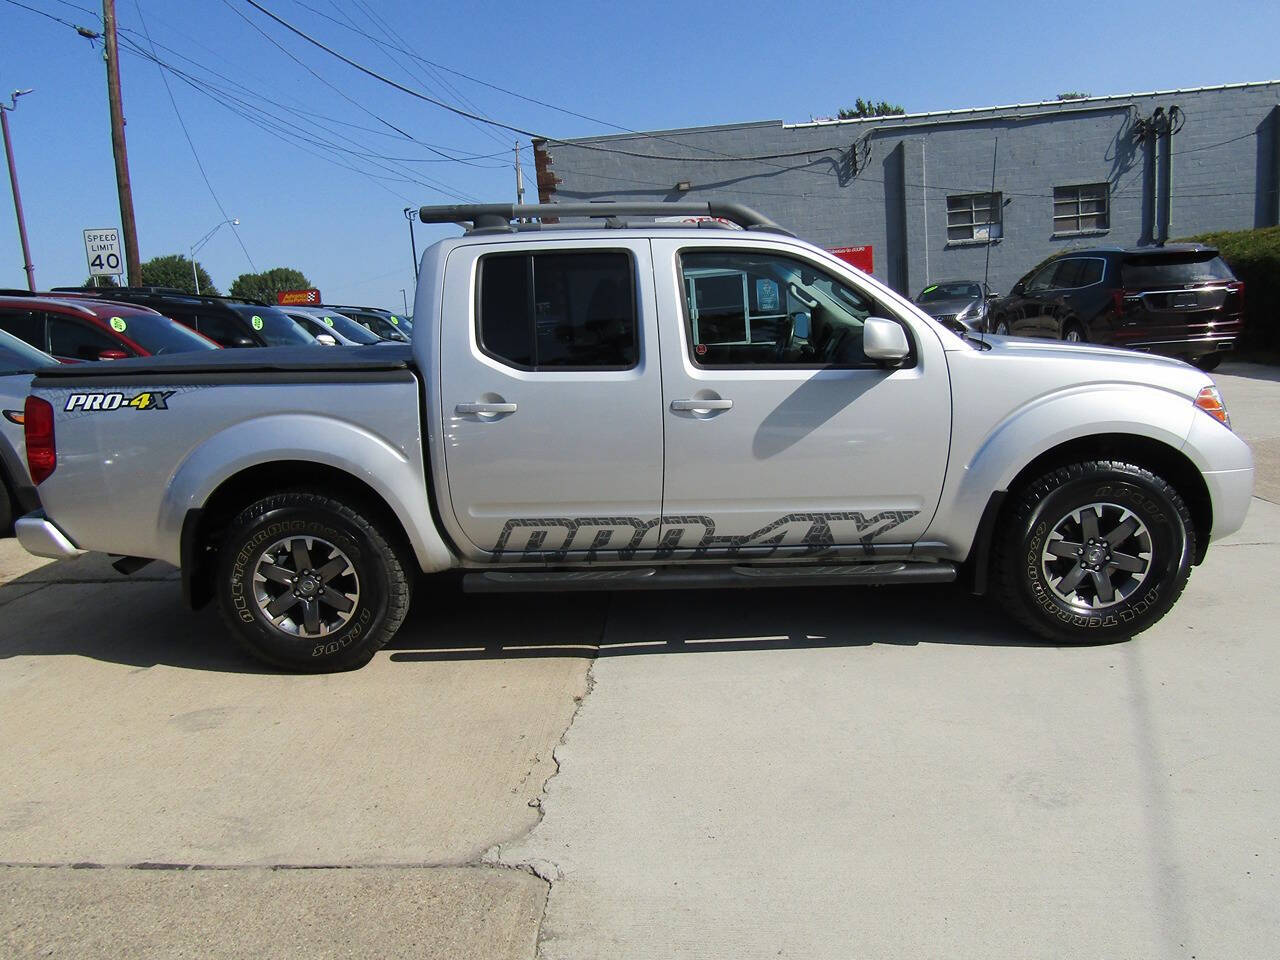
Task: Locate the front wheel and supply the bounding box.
[1193,354,1223,372]
[216,491,411,671]
[993,461,1194,643]
[1062,322,1086,343]
[993,319,1010,336]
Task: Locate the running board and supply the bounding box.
[463,561,957,594]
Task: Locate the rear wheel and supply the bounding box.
[994,319,1010,336]
[0,474,12,536]
[1062,322,1086,343]
[216,491,411,672]
[993,461,1194,643]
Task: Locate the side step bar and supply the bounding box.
[463,561,957,594]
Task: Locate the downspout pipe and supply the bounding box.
[1150,107,1165,245]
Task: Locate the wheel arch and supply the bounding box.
[180,459,436,609]
[991,433,1212,569]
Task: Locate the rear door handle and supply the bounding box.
[456,402,517,415]
[670,398,733,412]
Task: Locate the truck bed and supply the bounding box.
[31,344,415,382]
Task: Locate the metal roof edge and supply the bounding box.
[542,119,783,146]
[787,80,1280,129]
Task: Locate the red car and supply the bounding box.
[0,293,219,362]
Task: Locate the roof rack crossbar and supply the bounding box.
[417,201,793,236]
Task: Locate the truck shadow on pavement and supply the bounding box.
[0,558,1102,674]
[387,580,1088,664]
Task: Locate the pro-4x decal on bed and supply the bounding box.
[491,510,919,562]
[64,390,175,412]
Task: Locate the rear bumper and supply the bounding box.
[15,511,87,559]
[1122,334,1237,357]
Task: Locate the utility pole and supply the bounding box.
[515,140,525,204]
[403,207,419,281]
[0,89,36,291]
[103,0,141,285]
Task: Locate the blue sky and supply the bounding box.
[1,0,1278,308]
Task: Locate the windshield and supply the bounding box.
[1122,253,1234,287]
[229,305,315,346]
[917,282,981,303]
[0,328,57,371]
[109,311,218,355]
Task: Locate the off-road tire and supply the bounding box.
[993,461,1195,644]
[216,491,411,672]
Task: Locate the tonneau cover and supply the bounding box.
[32,344,414,380]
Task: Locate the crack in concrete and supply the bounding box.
[482,594,607,957]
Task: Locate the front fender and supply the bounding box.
[156,413,455,573]
[924,383,1197,555]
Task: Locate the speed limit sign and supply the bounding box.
[83,228,123,278]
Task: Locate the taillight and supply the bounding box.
[1194,385,1230,430]
[24,395,56,484]
[1227,280,1245,318]
[1110,288,1131,315]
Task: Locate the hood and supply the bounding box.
[919,296,981,317]
[974,336,1211,399]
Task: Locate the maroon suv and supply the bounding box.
[989,244,1244,370]
[0,294,218,362]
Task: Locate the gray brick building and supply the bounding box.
[533,81,1280,297]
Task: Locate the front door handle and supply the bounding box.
[671,398,733,412]
[456,401,517,415]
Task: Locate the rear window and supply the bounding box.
[104,311,218,355]
[228,305,315,346]
[1122,253,1235,287]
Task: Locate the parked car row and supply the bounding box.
[913,243,1244,371]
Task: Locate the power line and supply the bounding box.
[134,0,256,271]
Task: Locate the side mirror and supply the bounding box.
[97,348,129,361]
[233,337,256,348]
[987,292,1001,301]
[1010,281,1025,297]
[863,317,910,366]
[314,333,339,346]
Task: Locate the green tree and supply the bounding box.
[80,274,119,289]
[138,254,218,295]
[837,99,906,119]
[1056,91,1091,100]
[229,267,311,304]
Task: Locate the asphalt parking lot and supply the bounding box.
[2,362,1277,958]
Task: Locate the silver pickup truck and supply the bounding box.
[15,202,1254,672]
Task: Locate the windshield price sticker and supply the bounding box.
[109,317,127,332]
[251,315,265,331]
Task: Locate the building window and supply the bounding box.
[946,192,1002,242]
[1053,183,1109,234]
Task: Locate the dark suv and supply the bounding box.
[988,245,1243,370]
[51,287,314,349]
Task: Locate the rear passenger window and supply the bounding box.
[478,252,637,369]
[1051,259,1085,289]
[48,317,130,361]
[1077,259,1103,286]
[0,309,45,349]
[193,310,245,346]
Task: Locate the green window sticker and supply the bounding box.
[323,316,335,326]
[251,315,264,331]
[109,317,127,333]
[389,315,400,325]
[921,284,938,295]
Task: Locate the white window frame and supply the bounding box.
[946,192,1003,243]
[1053,182,1110,235]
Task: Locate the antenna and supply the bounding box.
[981,137,999,348]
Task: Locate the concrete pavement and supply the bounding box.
[0,554,597,957]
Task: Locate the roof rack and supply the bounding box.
[49,286,268,306]
[416,201,794,236]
